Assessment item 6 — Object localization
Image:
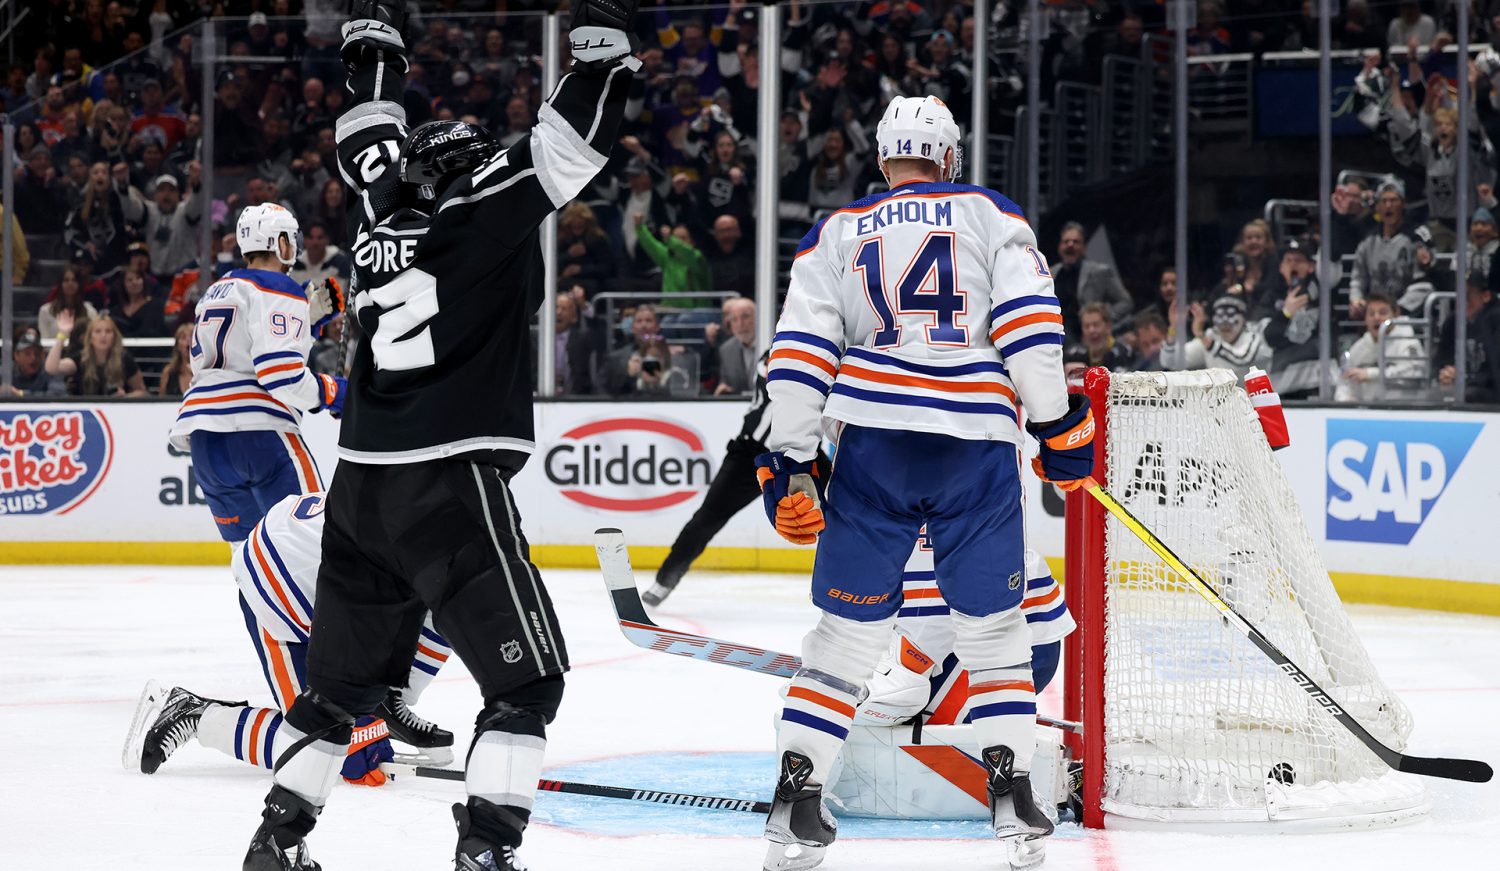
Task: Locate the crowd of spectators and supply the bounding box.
[1047,0,1500,403]
[2,1,1499,402]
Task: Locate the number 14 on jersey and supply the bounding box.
[853,233,968,347]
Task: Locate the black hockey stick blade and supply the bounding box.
[1085,479,1494,784]
[593,528,1083,735]
[1394,753,1493,783]
[379,762,771,814]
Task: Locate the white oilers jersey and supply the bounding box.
[766,181,1069,461]
[169,268,336,449]
[233,491,327,645]
[234,491,451,680]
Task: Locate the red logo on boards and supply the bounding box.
[0,409,115,515]
[543,418,713,512]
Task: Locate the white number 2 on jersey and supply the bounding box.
[362,267,439,371]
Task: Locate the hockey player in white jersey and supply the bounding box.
[124,491,455,787]
[859,542,1073,728]
[753,95,1095,870]
[168,204,346,543]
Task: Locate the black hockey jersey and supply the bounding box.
[335,41,636,466]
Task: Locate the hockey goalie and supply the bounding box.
[818,535,1076,825]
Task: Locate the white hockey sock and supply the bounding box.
[270,720,349,807]
[466,731,547,811]
[197,704,284,770]
[965,665,1036,771]
[403,625,453,704]
[778,671,861,785]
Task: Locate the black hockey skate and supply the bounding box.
[984,745,1054,869]
[453,797,530,871]
[376,687,455,766]
[123,680,243,774]
[640,564,685,607]
[762,751,837,871]
[243,785,321,871]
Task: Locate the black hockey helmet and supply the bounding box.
[399,119,501,198]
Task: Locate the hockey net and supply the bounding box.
[1062,368,1427,828]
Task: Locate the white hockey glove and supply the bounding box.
[305,276,346,339]
[570,0,642,69]
[853,634,936,725]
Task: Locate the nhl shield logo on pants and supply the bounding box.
[501,640,523,664]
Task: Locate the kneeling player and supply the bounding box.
[822,546,1075,828]
[123,491,455,786]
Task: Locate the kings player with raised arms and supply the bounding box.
[236,0,641,869]
[752,95,1096,870]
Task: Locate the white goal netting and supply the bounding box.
[1098,370,1428,825]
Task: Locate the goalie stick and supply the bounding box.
[594,528,1081,735]
[378,762,771,814]
[1083,477,1493,784]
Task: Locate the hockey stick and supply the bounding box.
[1082,477,1493,783]
[379,762,771,814]
[593,528,1082,735]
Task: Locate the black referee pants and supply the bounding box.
[305,458,568,715]
[656,437,765,586]
[656,438,830,586]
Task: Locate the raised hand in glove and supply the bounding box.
[570,0,641,68]
[342,0,409,74]
[754,452,826,545]
[1026,394,1095,491]
[305,276,345,339]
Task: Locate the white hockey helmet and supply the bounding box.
[236,203,303,266]
[876,95,964,182]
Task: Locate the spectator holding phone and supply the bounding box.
[1214,219,1279,301]
[630,337,692,397]
[1263,237,1333,399]
[604,304,661,396]
[1349,177,1424,319]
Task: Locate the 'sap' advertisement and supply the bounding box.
[1325,419,1483,545]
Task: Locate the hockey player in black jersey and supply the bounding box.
[240,1,640,869]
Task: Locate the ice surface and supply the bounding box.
[2,565,1497,870]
